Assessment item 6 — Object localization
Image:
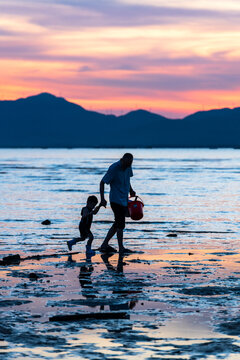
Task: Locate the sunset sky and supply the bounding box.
[1,0,240,117]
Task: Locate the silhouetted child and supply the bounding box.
[67,195,101,256]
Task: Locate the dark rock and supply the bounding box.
[29,273,39,280]
[167,233,177,237]
[41,219,51,225]
[0,254,21,266]
[49,312,129,322]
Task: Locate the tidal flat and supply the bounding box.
[1,148,240,359]
[1,248,240,359]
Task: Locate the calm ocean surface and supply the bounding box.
[1,148,240,253]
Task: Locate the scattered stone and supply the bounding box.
[49,312,129,322]
[188,252,194,255]
[0,254,21,266]
[167,233,177,237]
[29,273,39,280]
[41,219,51,225]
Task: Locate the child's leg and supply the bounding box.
[86,232,94,248]
[67,225,85,251]
[67,238,78,251]
[86,232,95,257]
[78,223,87,243]
[74,236,85,243]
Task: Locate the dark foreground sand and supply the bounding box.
[1,243,240,360]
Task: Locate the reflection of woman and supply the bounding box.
[101,253,138,311]
[77,253,139,313]
[101,252,125,273]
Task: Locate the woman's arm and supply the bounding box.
[100,180,107,207]
[129,183,136,197]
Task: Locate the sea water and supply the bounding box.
[1,148,240,359]
[1,148,240,250]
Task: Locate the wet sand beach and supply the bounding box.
[1,149,240,359]
[1,246,240,359]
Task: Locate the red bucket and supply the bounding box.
[128,196,144,221]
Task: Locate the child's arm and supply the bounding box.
[81,205,101,218]
[92,204,101,215]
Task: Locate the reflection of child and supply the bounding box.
[79,264,96,299]
[67,195,101,256]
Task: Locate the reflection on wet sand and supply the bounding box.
[78,253,138,314]
[1,248,240,359]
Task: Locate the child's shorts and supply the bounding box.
[79,225,93,240]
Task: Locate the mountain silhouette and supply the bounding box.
[1,93,240,147]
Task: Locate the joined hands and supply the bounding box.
[100,199,107,208]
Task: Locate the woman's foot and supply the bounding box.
[99,244,117,253]
[119,247,134,254]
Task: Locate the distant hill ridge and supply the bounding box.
[1,92,240,148]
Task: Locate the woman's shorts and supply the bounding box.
[110,202,127,230]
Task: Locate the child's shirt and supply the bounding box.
[80,206,93,233]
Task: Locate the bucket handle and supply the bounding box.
[128,195,144,206]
